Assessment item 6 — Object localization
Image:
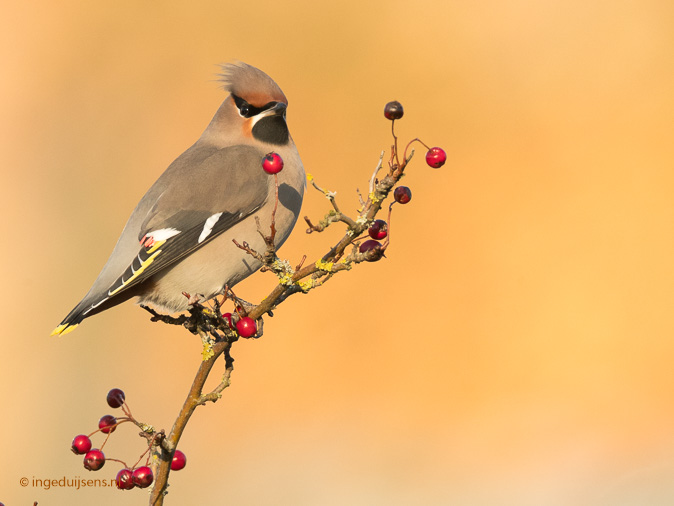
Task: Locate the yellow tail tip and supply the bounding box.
[51,323,79,336]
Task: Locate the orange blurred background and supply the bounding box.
[3,0,674,504]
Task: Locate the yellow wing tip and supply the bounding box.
[51,323,79,336]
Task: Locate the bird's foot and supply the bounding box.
[182,292,205,306]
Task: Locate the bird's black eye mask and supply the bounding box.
[233,94,281,118]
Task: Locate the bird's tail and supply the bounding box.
[51,322,79,336]
[51,306,87,336]
[51,286,139,336]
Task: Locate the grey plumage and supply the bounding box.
[53,63,305,335]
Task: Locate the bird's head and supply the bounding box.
[203,62,291,147]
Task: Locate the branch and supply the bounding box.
[149,338,233,505]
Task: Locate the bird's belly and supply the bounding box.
[135,196,299,313]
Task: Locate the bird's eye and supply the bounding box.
[233,95,252,117]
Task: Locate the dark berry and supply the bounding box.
[393,186,412,204]
[106,388,125,408]
[262,152,284,174]
[384,101,404,120]
[236,317,257,338]
[368,219,388,240]
[132,466,154,488]
[425,147,447,168]
[359,240,384,262]
[83,449,105,471]
[171,450,187,471]
[71,434,92,455]
[115,468,135,490]
[98,415,117,434]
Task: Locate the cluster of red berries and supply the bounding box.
[70,388,187,491]
[359,219,388,261]
[357,102,446,262]
[384,100,447,170]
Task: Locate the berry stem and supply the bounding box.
[270,174,279,241]
[131,436,156,469]
[107,457,130,468]
[383,203,394,249]
[402,138,431,164]
[99,430,112,450]
[391,120,400,169]
[88,418,130,440]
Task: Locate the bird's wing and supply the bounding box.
[52,144,271,334]
[106,144,271,298]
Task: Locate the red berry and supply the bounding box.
[106,388,125,408]
[236,317,257,338]
[222,312,234,330]
[368,219,388,240]
[359,240,384,262]
[71,434,92,455]
[393,186,412,204]
[83,449,105,471]
[262,152,284,174]
[98,415,117,434]
[425,147,446,168]
[132,466,154,488]
[115,468,135,490]
[171,450,187,471]
[384,101,404,120]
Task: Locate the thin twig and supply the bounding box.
[369,151,385,195]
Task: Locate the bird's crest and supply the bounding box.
[218,62,287,107]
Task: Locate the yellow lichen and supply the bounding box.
[315,259,334,272]
[202,342,214,361]
[278,273,293,286]
[297,279,313,292]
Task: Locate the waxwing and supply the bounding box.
[52,62,305,335]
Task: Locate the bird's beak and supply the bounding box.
[270,102,287,117]
[251,102,287,127]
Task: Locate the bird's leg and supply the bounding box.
[181,291,205,306]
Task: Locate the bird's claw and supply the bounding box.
[182,292,205,306]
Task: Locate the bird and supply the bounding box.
[52,62,305,336]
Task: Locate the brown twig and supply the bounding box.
[149,338,233,505]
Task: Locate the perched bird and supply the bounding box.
[52,62,305,336]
